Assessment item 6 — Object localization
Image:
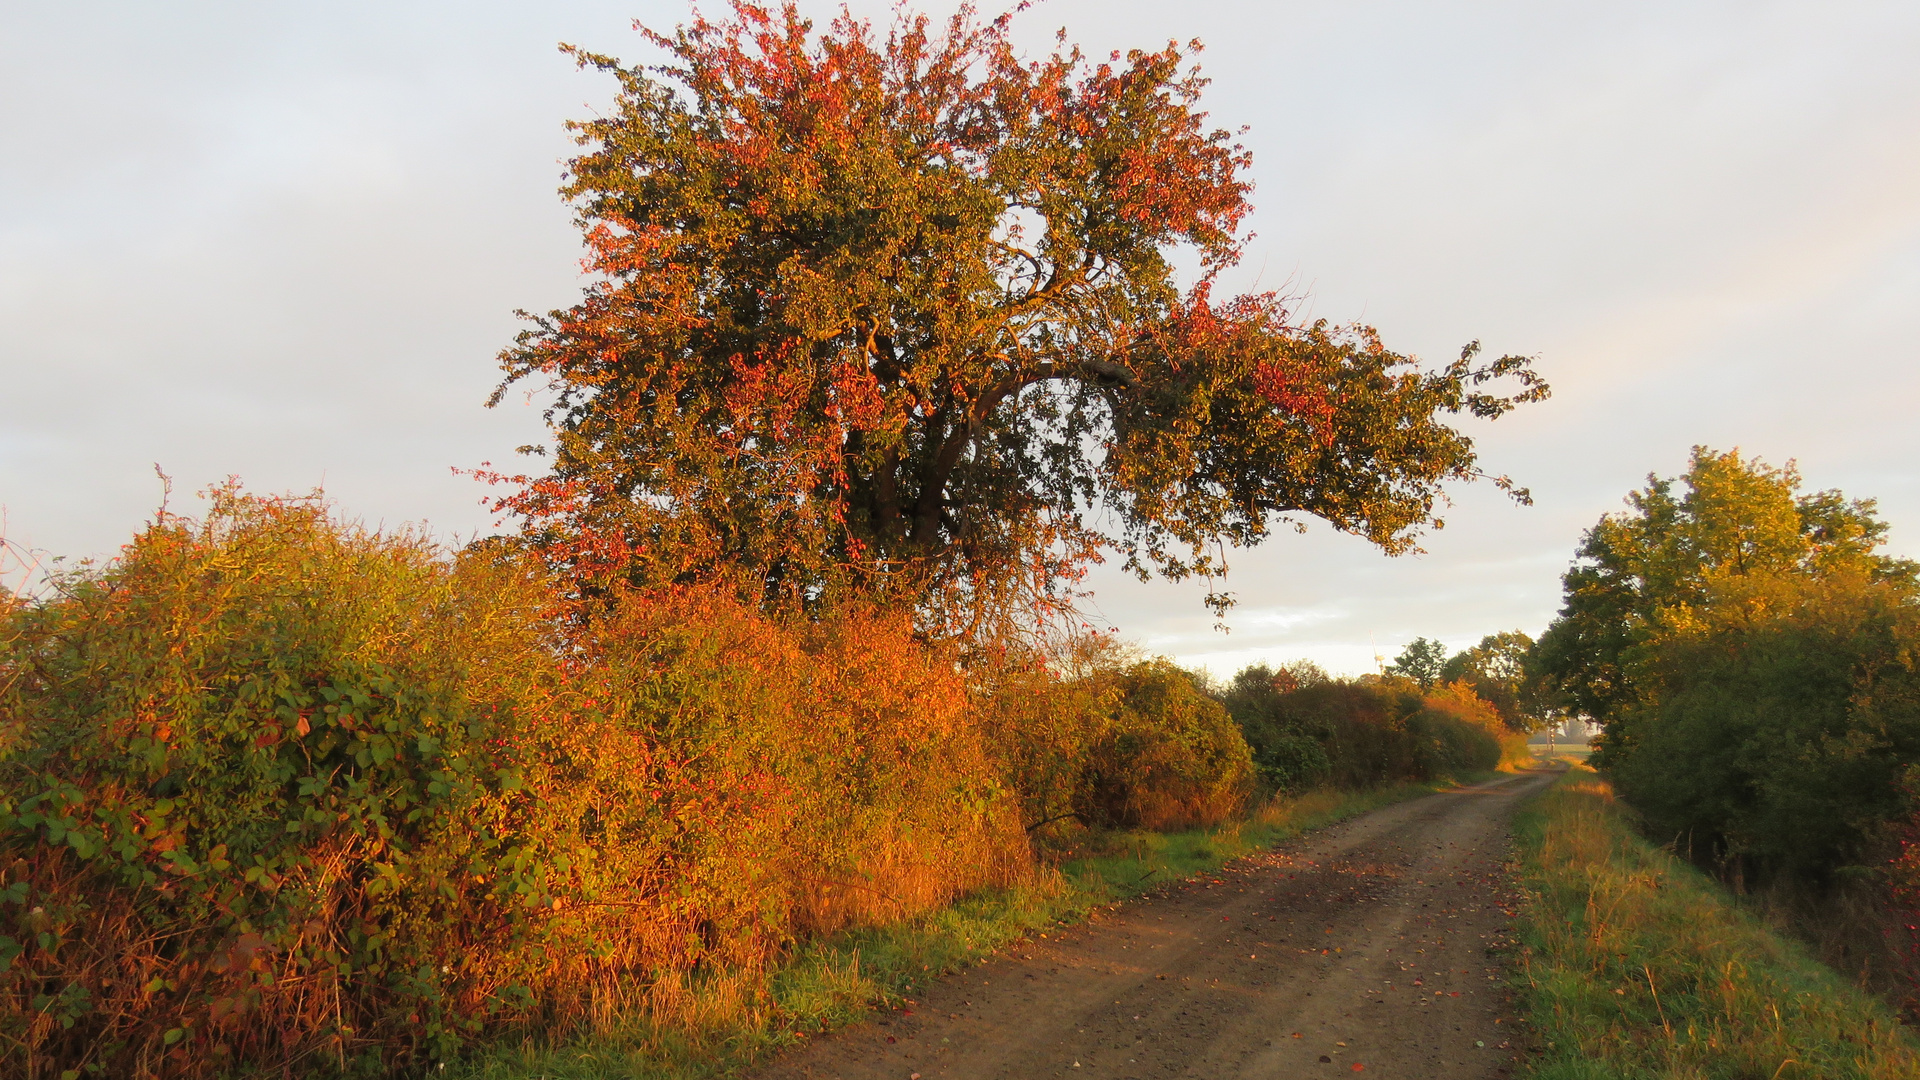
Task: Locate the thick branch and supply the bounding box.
[912,412,969,547]
[874,445,902,543]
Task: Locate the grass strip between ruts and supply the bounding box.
[453,776,1468,1079]
[1511,765,1920,1080]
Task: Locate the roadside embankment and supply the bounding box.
[1512,767,1920,1079]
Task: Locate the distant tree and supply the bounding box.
[1386,637,1449,688]
[1440,630,1540,730]
[488,1,1547,631]
[1278,659,1334,690]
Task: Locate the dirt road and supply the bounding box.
[753,770,1556,1080]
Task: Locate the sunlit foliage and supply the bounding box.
[1533,446,1914,726]
[0,492,1029,1077]
[488,1,1547,630]
[1439,630,1543,731]
[1218,666,1518,792]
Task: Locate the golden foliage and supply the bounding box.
[0,492,1029,1077]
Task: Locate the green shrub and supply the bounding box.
[1077,660,1254,831]
[1220,664,1335,790]
[1220,669,1504,790]
[1603,568,1920,886]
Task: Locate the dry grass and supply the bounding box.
[1512,767,1920,1079]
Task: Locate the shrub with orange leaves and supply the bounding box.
[1418,679,1530,769]
[1078,660,1254,831]
[0,491,1027,1078]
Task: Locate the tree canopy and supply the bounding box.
[1532,446,1914,722]
[1385,636,1449,688]
[490,1,1547,630]
[1440,630,1540,730]
[1532,446,1920,882]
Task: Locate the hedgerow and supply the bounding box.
[1220,667,1515,792]
[0,489,1254,1078]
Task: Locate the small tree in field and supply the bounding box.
[490,2,1547,630]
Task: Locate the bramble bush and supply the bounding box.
[0,489,546,1077]
[976,645,1255,837]
[1076,660,1254,832]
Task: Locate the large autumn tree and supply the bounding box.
[490,2,1547,630]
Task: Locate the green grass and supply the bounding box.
[1511,767,1920,1080]
[451,777,1463,1079]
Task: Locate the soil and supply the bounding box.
[751,769,1558,1080]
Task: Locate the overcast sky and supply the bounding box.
[4,1,1917,676]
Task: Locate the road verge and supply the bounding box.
[1511,765,1920,1079]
